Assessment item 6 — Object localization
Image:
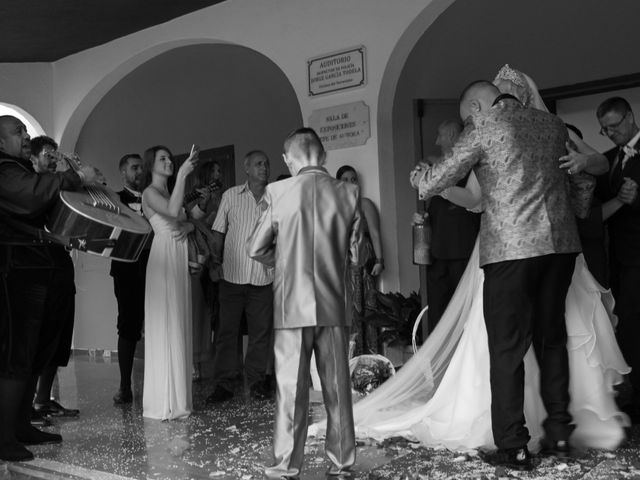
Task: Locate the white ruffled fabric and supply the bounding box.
[309,242,629,451]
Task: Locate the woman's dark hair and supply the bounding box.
[336,165,356,180]
[141,145,173,191]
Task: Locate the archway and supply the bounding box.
[70,42,302,350]
[378,0,640,293]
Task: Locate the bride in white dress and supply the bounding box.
[141,145,198,420]
[309,67,630,452]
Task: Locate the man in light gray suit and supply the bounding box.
[248,128,363,479]
[411,81,594,471]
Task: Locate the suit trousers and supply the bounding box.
[212,280,273,389]
[483,253,576,449]
[266,326,355,479]
[426,257,469,333]
[610,261,640,401]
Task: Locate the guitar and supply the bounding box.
[184,179,222,205]
[45,151,152,262]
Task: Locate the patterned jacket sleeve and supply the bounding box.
[418,122,483,201]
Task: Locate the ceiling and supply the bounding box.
[0,1,226,63]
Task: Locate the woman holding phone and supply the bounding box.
[141,144,198,420]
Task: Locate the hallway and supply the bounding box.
[2,353,640,479]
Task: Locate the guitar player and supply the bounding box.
[0,115,97,461]
[110,153,150,405]
[30,136,81,421]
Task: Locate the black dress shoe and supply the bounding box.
[206,385,233,404]
[34,399,79,417]
[480,446,533,471]
[31,407,52,427]
[113,388,133,405]
[0,442,34,461]
[539,438,574,459]
[250,381,273,401]
[17,427,63,445]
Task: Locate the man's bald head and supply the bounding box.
[459,80,500,122]
[0,115,31,159]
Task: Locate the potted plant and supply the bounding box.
[362,291,423,366]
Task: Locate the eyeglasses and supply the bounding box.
[599,111,629,136]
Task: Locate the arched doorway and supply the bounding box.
[378,0,640,294]
[71,43,302,350]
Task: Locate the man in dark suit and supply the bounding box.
[596,97,640,418]
[411,82,593,470]
[30,136,80,420]
[420,120,480,332]
[110,153,149,404]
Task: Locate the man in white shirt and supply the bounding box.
[208,150,274,403]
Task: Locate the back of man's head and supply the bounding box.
[283,128,326,163]
[459,80,500,121]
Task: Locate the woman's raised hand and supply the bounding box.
[177,145,200,181]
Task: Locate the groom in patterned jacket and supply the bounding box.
[410,81,594,471]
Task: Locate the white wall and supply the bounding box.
[0,63,53,133]
[557,87,640,154]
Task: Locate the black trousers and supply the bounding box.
[483,253,576,449]
[426,257,469,333]
[212,280,273,389]
[112,256,148,343]
[0,263,52,378]
[610,261,640,402]
[43,248,76,367]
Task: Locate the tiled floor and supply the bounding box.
[2,353,640,479]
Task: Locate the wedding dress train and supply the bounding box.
[309,242,629,451]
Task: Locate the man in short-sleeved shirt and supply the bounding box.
[207,150,274,403]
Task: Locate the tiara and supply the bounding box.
[494,64,526,88]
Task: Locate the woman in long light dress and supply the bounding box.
[141,145,198,420]
[309,68,630,452]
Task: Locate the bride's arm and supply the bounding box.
[441,170,482,211]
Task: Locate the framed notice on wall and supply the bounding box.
[307,46,366,97]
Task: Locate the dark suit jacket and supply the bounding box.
[596,147,640,266]
[427,174,480,260]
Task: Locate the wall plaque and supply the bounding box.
[309,101,370,151]
[308,46,366,97]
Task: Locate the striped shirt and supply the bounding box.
[212,182,274,286]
